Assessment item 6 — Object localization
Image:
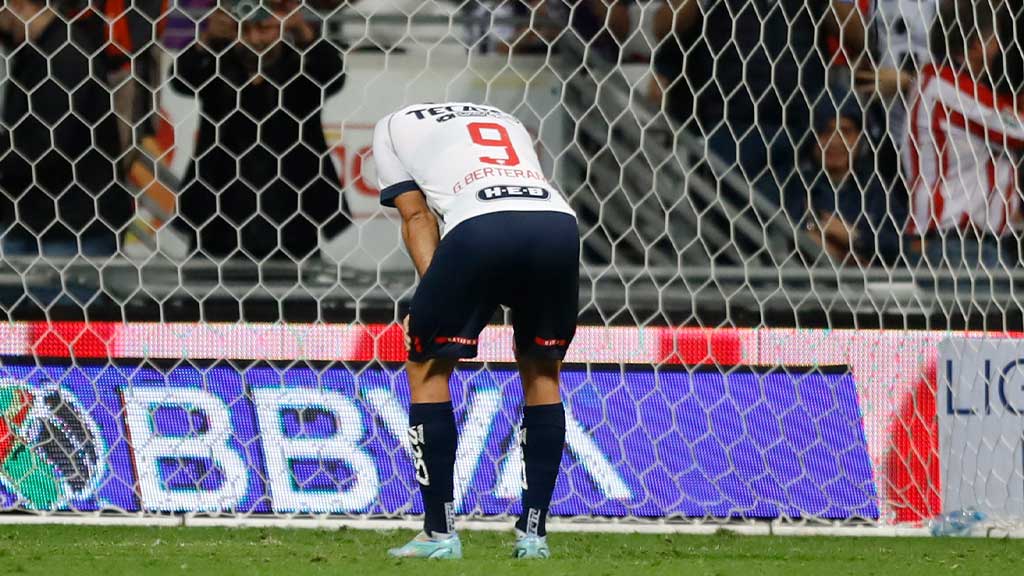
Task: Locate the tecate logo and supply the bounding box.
[0,381,105,508]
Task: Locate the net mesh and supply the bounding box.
[0,0,1021,528]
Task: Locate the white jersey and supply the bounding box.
[904,65,1024,235]
[873,0,936,70]
[373,102,576,236]
[872,0,939,149]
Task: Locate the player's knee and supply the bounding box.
[518,356,562,405]
[406,358,458,403]
[519,355,559,376]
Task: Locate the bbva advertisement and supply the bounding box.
[0,361,878,520]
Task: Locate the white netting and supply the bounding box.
[0,0,1021,530]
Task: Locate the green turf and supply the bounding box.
[0,525,1021,575]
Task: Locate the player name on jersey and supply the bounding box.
[453,167,548,194]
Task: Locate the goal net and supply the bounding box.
[0,0,1022,532]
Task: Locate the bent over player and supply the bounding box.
[374,103,579,559]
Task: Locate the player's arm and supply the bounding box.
[372,115,439,276]
[394,190,440,278]
[935,77,1024,150]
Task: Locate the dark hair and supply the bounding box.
[930,0,998,66]
[813,94,863,135]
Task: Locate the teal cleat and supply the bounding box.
[387,532,462,559]
[513,530,550,559]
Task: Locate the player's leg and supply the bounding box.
[388,357,462,559]
[389,217,499,559]
[507,211,580,557]
[406,357,459,534]
[514,354,566,556]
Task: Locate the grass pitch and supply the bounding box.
[0,524,1021,575]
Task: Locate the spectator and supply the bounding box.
[468,1,633,57]
[860,0,938,84]
[784,95,901,266]
[339,0,457,51]
[0,0,129,257]
[171,0,349,262]
[652,0,866,211]
[467,1,557,54]
[560,0,636,60]
[852,0,938,190]
[906,0,1024,269]
[86,0,169,156]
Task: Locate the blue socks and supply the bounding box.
[515,402,566,537]
[409,400,566,538]
[408,401,457,536]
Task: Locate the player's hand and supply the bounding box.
[854,67,912,100]
[402,315,411,351]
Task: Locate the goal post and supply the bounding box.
[0,0,1022,533]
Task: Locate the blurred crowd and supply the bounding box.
[0,0,1021,273]
[648,0,1024,270]
[0,0,350,265]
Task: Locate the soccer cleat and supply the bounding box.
[387,532,462,559]
[513,530,550,559]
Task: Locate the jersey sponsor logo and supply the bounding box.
[533,337,568,347]
[526,507,542,536]
[408,424,430,486]
[443,501,456,534]
[405,104,507,123]
[435,336,478,346]
[519,428,528,490]
[478,185,551,201]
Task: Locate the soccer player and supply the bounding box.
[373,102,579,559]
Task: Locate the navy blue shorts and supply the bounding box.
[407,211,579,362]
